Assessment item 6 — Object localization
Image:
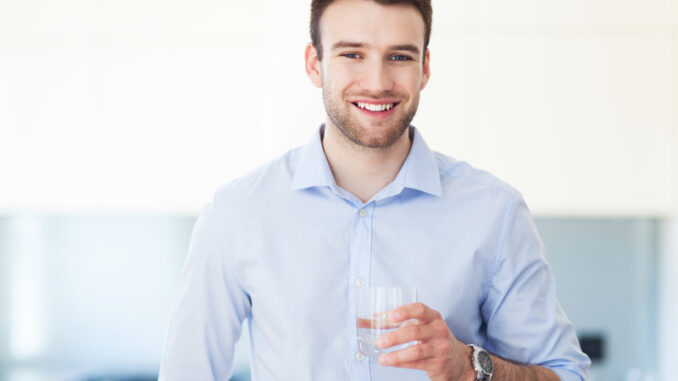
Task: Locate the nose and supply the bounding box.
[358,59,394,94]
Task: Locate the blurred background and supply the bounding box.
[0,0,676,380]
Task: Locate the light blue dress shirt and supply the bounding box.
[159,126,590,381]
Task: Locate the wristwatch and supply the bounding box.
[468,344,494,381]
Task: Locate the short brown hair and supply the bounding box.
[310,0,432,61]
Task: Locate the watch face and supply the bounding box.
[478,351,494,373]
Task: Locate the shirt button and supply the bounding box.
[355,277,365,287]
[359,209,367,217]
[355,352,365,361]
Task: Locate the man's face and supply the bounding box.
[309,0,430,149]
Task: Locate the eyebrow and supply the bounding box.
[331,41,420,55]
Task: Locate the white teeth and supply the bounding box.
[356,102,395,112]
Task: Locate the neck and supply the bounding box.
[321,122,412,203]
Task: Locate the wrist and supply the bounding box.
[462,344,476,381]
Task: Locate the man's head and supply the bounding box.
[310,0,432,62]
[305,0,432,149]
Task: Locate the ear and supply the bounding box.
[305,43,323,88]
[420,49,431,90]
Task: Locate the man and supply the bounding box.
[158,0,591,380]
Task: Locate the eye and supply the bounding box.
[342,53,361,59]
[390,55,412,61]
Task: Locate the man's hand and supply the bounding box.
[377,303,563,381]
[376,302,475,381]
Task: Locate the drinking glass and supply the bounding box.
[356,286,418,356]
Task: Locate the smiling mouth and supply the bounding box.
[351,101,400,112]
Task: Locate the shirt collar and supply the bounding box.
[399,126,443,197]
[291,126,338,191]
[291,125,442,198]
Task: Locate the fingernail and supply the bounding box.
[390,311,401,320]
[379,355,391,365]
[377,336,388,347]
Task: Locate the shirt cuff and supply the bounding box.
[549,367,587,381]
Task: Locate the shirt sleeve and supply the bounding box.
[480,192,591,381]
[158,200,251,381]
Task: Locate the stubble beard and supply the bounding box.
[321,84,419,149]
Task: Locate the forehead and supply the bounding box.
[320,0,425,50]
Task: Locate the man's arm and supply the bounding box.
[376,303,560,381]
[377,193,589,380]
[158,201,251,381]
[489,348,560,381]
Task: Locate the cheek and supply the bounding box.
[327,63,363,89]
[394,70,423,95]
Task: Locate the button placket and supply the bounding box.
[348,203,374,379]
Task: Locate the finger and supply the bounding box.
[377,321,437,349]
[385,356,449,376]
[378,340,449,366]
[380,356,438,371]
[385,358,429,370]
[388,302,441,324]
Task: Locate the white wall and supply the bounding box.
[0,0,286,213]
[0,0,674,216]
[421,0,674,216]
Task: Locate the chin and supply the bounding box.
[353,126,408,149]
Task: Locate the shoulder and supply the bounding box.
[432,152,523,221]
[434,152,519,200]
[211,145,304,206]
